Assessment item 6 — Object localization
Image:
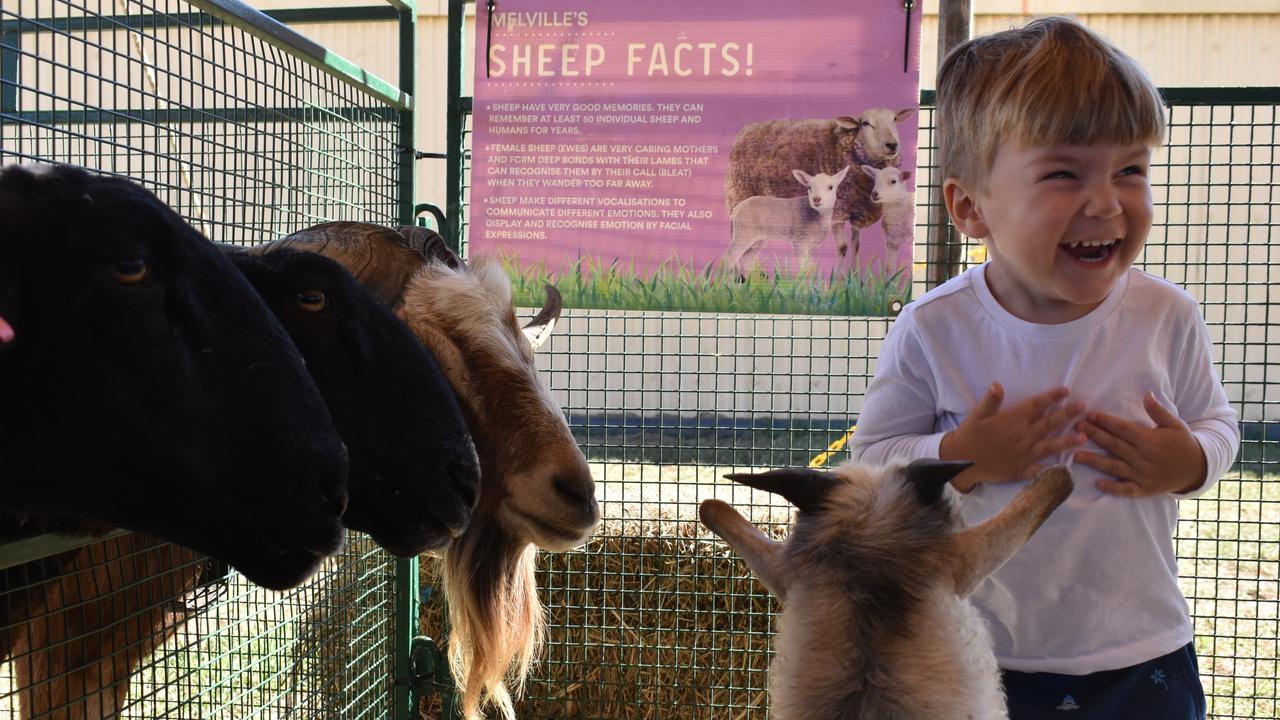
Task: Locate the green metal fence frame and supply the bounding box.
[1,0,1276,715]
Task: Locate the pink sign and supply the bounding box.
[470,1,922,316]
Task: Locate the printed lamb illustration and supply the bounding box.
[722,165,850,278]
[700,461,1074,720]
[724,107,916,266]
[862,164,915,274]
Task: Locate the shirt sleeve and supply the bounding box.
[849,311,949,465]
[1170,303,1240,499]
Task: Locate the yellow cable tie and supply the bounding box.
[809,425,857,468]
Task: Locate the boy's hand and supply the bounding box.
[1073,392,1207,497]
[940,383,1086,492]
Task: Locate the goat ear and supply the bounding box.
[792,168,812,186]
[522,283,562,350]
[895,108,916,122]
[904,459,972,505]
[861,164,878,179]
[723,468,839,514]
[700,499,790,599]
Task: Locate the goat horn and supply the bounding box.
[723,468,840,514]
[521,283,562,350]
[396,225,464,271]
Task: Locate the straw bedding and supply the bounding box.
[419,509,790,720]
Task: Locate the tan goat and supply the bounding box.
[261,222,599,720]
[700,461,1072,719]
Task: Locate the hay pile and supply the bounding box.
[419,511,789,720]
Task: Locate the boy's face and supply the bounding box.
[944,141,1153,324]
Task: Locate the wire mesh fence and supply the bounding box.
[0,534,399,719]
[2,0,1277,717]
[476,94,1278,719]
[0,0,411,717]
[0,0,404,238]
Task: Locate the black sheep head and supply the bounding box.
[0,163,349,590]
[231,248,481,556]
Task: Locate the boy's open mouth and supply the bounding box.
[1062,238,1120,263]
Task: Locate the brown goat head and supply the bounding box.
[397,258,598,550]
[701,461,1072,720]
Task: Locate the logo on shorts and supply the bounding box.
[1151,668,1169,689]
[1056,694,1080,711]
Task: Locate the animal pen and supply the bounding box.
[0,0,1276,718]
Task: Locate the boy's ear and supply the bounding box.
[943,177,990,240]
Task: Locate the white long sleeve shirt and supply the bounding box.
[850,264,1239,674]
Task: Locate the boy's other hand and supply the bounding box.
[1074,392,1207,497]
[940,382,1086,492]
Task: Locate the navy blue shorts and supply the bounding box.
[1001,642,1206,719]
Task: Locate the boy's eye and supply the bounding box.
[1117,165,1147,177]
[1043,170,1075,180]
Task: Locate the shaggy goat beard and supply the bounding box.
[441,514,544,720]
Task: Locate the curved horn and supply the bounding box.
[395,225,464,271]
[521,283,562,350]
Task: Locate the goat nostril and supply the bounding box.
[553,474,592,507]
[452,461,481,509]
[321,476,348,516]
[317,442,350,516]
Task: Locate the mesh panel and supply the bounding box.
[1,0,405,716]
[0,0,401,238]
[499,99,1279,719]
[1,535,397,719]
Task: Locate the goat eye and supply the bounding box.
[109,259,151,285]
[296,291,327,312]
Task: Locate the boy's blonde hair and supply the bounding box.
[937,15,1165,190]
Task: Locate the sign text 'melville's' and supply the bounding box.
[494,11,588,29]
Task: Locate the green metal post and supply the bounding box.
[397,0,417,225]
[394,557,421,720]
[1,30,17,113]
[393,3,419,720]
[444,0,467,254]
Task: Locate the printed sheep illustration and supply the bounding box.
[722,165,850,279]
[862,164,915,275]
[724,107,916,268]
[701,461,1074,720]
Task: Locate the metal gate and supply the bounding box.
[0,0,421,716]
